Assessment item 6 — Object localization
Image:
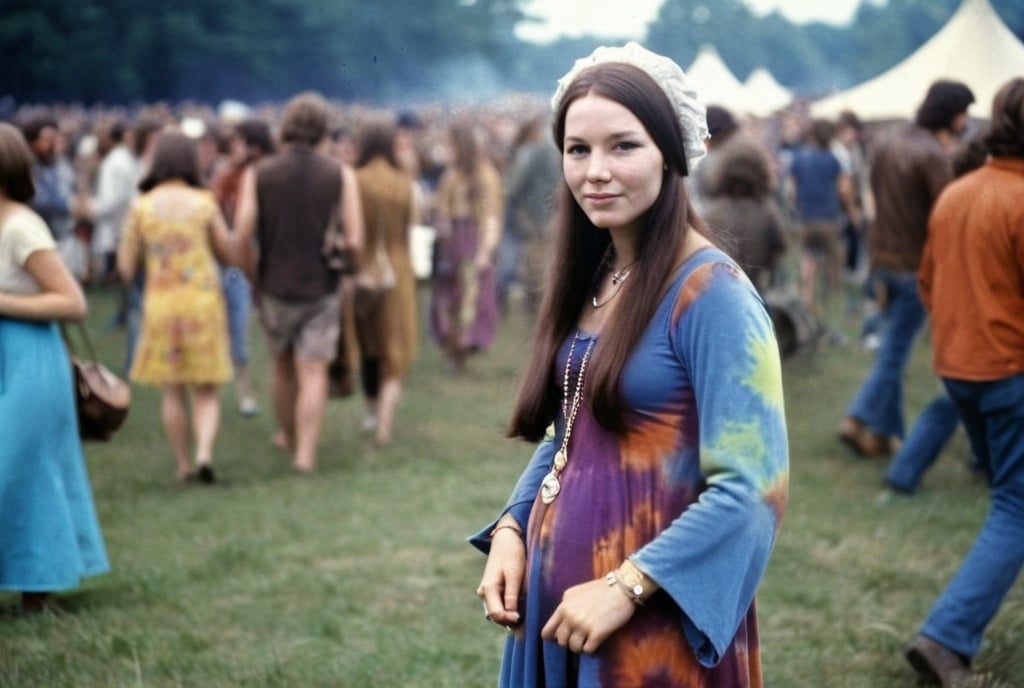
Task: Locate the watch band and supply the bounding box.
[605,570,645,605]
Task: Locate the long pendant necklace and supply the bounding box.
[540,332,596,504]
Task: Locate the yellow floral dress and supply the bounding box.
[121,187,232,385]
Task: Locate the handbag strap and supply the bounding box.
[60,321,99,361]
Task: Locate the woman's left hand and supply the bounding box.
[540,578,637,654]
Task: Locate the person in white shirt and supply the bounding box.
[0,122,109,614]
[83,118,137,283]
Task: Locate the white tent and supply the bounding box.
[744,67,793,115]
[812,0,1024,120]
[685,45,765,116]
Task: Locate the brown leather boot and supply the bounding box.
[861,432,899,457]
[838,417,897,457]
[838,416,868,454]
[905,634,972,688]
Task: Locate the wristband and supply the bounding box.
[489,523,524,540]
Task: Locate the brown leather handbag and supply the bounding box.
[65,324,131,441]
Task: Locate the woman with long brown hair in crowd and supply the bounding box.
[117,129,233,484]
[352,116,419,446]
[430,118,502,372]
[472,43,788,687]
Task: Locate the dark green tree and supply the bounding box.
[0,0,528,104]
[1,0,1022,106]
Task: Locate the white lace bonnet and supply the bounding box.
[550,42,709,171]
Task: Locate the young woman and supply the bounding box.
[117,130,233,484]
[0,122,109,613]
[352,118,418,446]
[429,118,502,372]
[472,43,789,687]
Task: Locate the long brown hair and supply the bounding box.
[985,77,1024,159]
[446,118,485,214]
[138,130,202,192]
[0,122,36,202]
[507,62,710,440]
[355,117,400,170]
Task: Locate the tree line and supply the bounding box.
[2,0,1021,106]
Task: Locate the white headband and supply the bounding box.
[551,42,709,171]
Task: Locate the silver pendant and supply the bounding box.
[540,470,561,504]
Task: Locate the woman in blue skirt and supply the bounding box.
[0,122,109,614]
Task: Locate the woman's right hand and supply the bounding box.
[477,526,527,629]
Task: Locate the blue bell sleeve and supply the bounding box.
[631,261,789,667]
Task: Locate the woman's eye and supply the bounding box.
[566,144,588,156]
[615,141,639,151]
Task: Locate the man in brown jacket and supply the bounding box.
[838,80,974,456]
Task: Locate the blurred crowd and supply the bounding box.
[3,95,888,322]
[2,87,994,470]
[2,86,994,458]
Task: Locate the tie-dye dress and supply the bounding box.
[471,248,789,688]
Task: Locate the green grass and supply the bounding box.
[1,285,1021,687]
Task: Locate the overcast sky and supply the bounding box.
[516,0,869,42]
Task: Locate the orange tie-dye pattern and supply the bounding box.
[606,627,707,687]
[762,473,789,529]
[671,264,714,326]
[619,413,682,471]
[591,500,658,575]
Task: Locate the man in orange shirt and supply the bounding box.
[904,77,1024,688]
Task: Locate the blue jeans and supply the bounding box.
[846,269,927,438]
[921,375,1024,659]
[884,391,960,493]
[122,274,145,375]
[495,230,523,309]
[221,267,252,368]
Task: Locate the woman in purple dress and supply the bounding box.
[429,118,502,372]
[472,43,789,687]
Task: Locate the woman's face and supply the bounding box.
[562,92,664,235]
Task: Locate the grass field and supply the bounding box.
[1,284,1021,687]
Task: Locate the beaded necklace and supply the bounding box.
[540,331,596,504]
